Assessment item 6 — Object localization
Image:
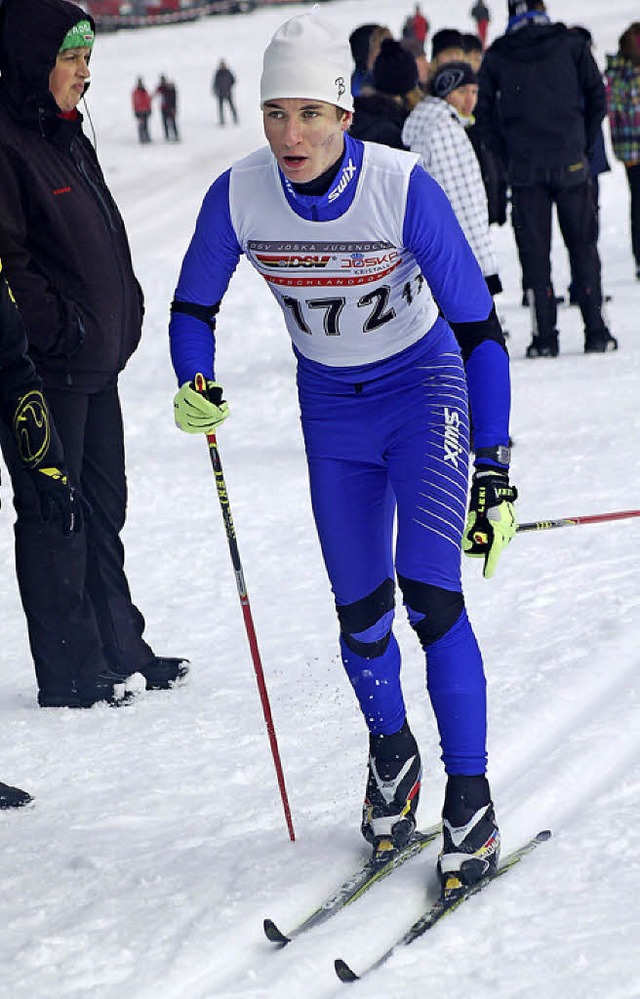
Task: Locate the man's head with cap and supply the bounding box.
[261,11,353,184]
[373,38,419,97]
[261,11,353,113]
[430,60,478,118]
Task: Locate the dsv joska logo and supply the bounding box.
[13,390,50,467]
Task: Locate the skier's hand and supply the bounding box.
[28,467,88,536]
[173,377,229,434]
[463,468,518,578]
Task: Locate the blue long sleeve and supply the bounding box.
[169,169,242,384]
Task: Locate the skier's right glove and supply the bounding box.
[463,468,518,579]
[173,377,229,434]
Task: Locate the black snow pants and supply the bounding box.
[0,382,153,698]
[510,162,607,339]
[625,163,640,268]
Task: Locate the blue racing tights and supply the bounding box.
[298,330,487,774]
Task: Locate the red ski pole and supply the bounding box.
[194,375,295,842]
[517,509,640,533]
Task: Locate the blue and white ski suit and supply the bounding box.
[170,134,511,775]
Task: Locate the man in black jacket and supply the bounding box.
[476,0,617,356]
[0,0,187,707]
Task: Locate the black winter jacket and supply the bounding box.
[476,22,606,178]
[0,0,144,392]
[350,93,410,150]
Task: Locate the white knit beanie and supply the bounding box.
[260,11,354,113]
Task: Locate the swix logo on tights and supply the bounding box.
[443,407,463,468]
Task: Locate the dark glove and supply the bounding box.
[28,466,88,536]
[485,273,503,296]
[463,467,518,578]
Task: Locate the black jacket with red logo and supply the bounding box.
[0,0,143,392]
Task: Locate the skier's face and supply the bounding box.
[49,46,91,112]
[263,99,351,183]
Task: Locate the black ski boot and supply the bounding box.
[38,669,132,708]
[584,329,618,353]
[438,774,500,897]
[361,720,422,862]
[525,332,559,358]
[138,656,190,690]
[0,781,33,808]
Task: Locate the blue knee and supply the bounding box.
[397,576,464,647]
[337,578,395,658]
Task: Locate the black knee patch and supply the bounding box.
[397,576,464,647]
[337,577,395,659]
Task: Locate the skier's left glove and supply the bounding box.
[463,467,518,578]
[28,466,88,536]
[173,378,229,434]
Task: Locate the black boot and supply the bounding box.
[584,329,618,353]
[438,774,500,896]
[0,781,33,808]
[526,332,559,358]
[38,668,132,708]
[137,656,190,690]
[361,720,422,859]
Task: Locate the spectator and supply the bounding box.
[350,38,422,149]
[430,28,466,75]
[358,26,394,95]
[566,27,611,304]
[403,62,502,297]
[212,59,238,126]
[476,0,617,355]
[402,4,429,48]
[170,10,516,890]
[463,33,508,225]
[154,74,179,142]
[349,23,380,98]
[470,1,491,49]
[605,21,640,281]
[132,76,152,144]
[0,0,188,707]
[463,32,484,71]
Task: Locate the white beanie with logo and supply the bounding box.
[260,11,354,113]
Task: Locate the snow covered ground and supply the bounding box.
[0,1,639,996]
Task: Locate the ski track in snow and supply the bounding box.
[1,1,639,996]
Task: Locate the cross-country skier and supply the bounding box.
[169,11,517,895]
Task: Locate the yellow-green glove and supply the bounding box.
[463,468,518,578]
[173,377,229,434]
